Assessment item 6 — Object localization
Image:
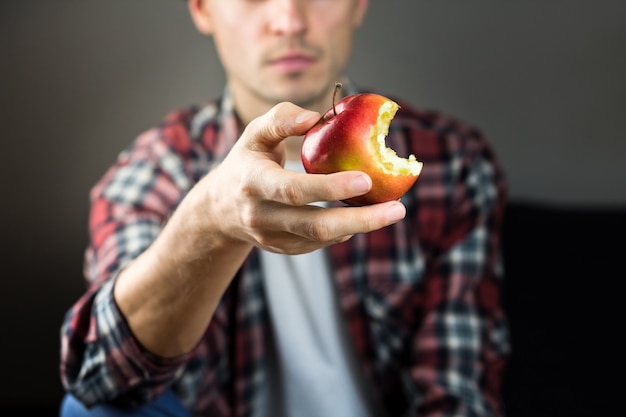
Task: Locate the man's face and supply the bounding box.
[191,0,368,112]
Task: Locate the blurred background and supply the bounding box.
[1,0,624,415]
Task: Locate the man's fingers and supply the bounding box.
[255,201,407,242]
[243,166,374,206]
[294,202,407,240]
[243,102,320,151]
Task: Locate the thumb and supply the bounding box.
[242,102,320,151]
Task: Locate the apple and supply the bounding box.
[301,83,423,206]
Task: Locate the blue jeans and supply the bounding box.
[60,391,190,417]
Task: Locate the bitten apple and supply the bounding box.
[301,83,423,206]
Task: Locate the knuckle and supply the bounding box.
[238,168,261,198]
[305,220,332,242]
[276,180,304,205]
[239,179,254,199]
[361,212,379,232]
[266,102,293,138]
[240,205,263,229]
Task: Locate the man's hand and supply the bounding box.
[186,101,407,255]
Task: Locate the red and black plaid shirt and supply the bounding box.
[60,83,510,416]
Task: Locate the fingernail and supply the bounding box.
[349,175,371,194]
[386,203,406,223]
[295,110,320,124]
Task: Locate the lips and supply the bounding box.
[268,53,316,73]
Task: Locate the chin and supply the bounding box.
[269,75,334,108]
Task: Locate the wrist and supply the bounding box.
[166,182,251,258]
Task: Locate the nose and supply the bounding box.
[268,0,307,36]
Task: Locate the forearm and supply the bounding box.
[113,187,253,358]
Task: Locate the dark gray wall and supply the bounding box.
[1,0,625,410]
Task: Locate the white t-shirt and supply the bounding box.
[254,160,383,417]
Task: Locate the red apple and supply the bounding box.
[301,83,423,206]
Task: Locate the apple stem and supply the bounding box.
[332,82,342,116]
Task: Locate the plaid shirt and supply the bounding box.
[60,83,510,417]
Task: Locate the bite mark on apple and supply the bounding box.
[370,101,423,177]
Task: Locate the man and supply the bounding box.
[60,0,510,416]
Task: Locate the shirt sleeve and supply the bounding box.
[409,129,510,416]
[59,127,196,407]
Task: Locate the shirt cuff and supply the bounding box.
[93,277,194,388]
